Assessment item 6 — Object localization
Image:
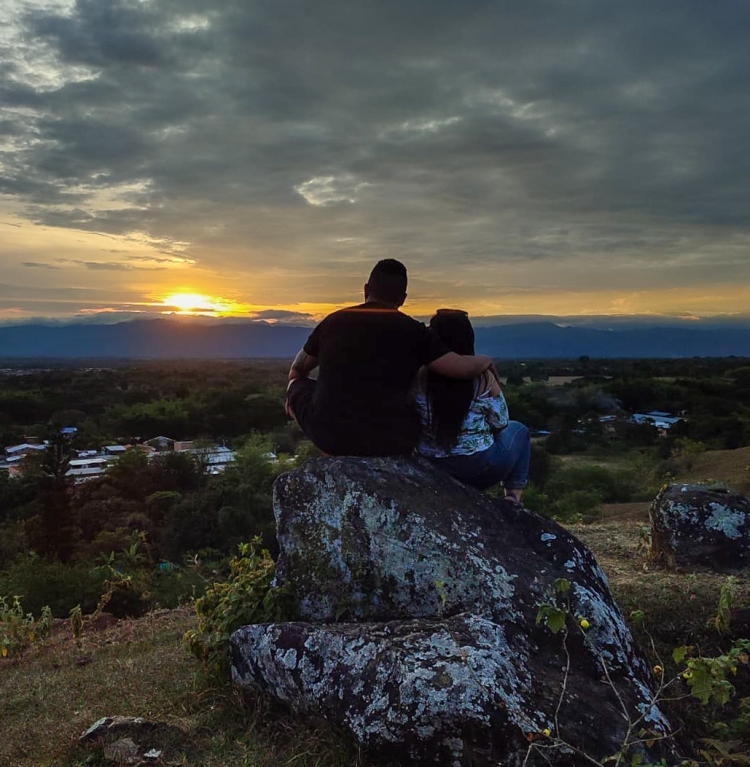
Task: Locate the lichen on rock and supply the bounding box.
[650,483,750,571]
[231,456,673,766]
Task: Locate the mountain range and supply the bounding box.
[0,318,748,359]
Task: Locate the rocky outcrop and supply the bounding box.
[231,457,672,766]
[650,483,750,571]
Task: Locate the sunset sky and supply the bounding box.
[1,0,749,324]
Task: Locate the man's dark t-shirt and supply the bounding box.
[298,302,448,455]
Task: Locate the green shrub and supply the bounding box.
[0,554,206,619]
[522,460,641,520]
[185,538,296,677]
[0,556,109,617]
[545,464,639,504]
[528,443,554,488]
[520,485,551,515]
[0,596,53,658]
[523,485,602,522]
[554,489,603,520]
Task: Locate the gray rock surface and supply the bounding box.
[79,716,183,764]
[650,483,750,571]
[231,457,672,766]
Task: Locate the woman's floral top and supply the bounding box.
[415,381,509,458]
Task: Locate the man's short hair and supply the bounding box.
[367,259,407,305]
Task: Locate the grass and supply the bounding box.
[0,607,359,767]
[556,444,750,519]
[557,453,636,470]
[674,445,750,494]
[571,519,750,650]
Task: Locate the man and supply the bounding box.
[286,259,495,456]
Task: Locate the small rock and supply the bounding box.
[78,716,184,764]
[80,716,183,743]
[103,737,140,764]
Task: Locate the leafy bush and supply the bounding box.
[554,489,604,520]
[0,556,110,617]
[528,443,554,488]
[0,554,206,619]
[185,538,296,676]
[523,462,640,521]
[0,596,53,658]
[545,464,640,504]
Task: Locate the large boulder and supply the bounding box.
[231,457,671,766]
[649,483,750,571]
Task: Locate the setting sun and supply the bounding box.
[159,292,238,315]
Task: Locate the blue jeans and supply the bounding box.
[429,421,531,491]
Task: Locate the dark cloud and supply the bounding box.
[22,261,59,269]
[30,0,166,68]
[56,259,166,271]
[1,0,749,306]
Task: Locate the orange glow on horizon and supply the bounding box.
[158,292,242,315]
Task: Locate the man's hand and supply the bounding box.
[427,352,493,380]
[288,349,318,382]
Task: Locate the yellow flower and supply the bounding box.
[731,666,738,675]
[542,728,552,737]
[579,618,590,630]
[653,665,663,675]
[682,671,692,679]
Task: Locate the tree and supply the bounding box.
[244,394,287,433]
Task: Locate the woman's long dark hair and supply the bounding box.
[426,309,477,450]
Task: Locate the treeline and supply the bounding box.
[498,361,750,452]
[3,357,750,450]
[0,361,292,449]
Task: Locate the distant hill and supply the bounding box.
[0,318,748,359]
[474,322,750,358]
[0,319,310,359]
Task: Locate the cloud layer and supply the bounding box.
[1,0,749,319]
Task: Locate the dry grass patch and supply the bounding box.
[1,608,197,767]
[556,453,634,470]
[675,445,750,494]
[571,519,750,649]
[598,502,650,521]
[0,606,359,767]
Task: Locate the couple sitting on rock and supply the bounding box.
[285,259,530,501]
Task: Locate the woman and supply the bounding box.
[415,309,530,500]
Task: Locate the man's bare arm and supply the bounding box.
[288,349,319,382]
[427,352,493,380]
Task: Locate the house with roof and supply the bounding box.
[146,436,175,452]
[179,445,237,474]
[66,456,112,482]
[631,411,685,436]
[5,443,48,458]
[102,445,129,457]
